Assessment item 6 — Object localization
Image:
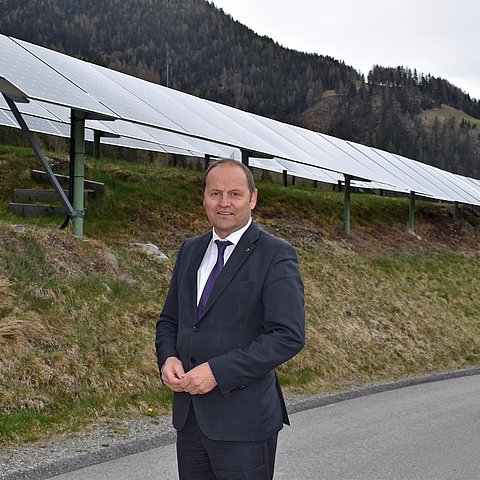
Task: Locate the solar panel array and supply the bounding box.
[1,33,480,207]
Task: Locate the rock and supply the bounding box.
[119,271,136,284]
[462,221,475,235]
[130,242,168,261]
[12,224,26,233]
[105,252,119,270]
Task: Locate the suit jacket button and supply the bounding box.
[190,357,197,363]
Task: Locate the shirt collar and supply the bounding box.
[212,217,252,246]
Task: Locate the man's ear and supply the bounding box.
[250,189,258,209]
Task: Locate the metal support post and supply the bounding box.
[241,150,250,167]
[3,94,77,219]
[408,191,416,232]
[93,130,101,158]
[204,154,211,171]
[73,110,86,238]
[343,175,351,234]
[282,170,288,187]
[453,201,459,221]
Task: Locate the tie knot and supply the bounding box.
[215,239,232,256]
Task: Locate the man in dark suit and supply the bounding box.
[156,158,305,480]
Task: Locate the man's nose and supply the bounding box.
[218,193,231,206]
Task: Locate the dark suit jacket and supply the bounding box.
[156,221,305,442]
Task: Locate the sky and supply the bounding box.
[208,0,480,101]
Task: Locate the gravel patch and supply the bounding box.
[0,416,175,480]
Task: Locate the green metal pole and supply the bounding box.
[343,175,351,234]
[73,111,86,238]
[408,191,416,232]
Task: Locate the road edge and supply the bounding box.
[3,367,480,480]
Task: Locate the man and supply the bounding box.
[156,158,305,480]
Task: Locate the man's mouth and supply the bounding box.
[217,211,233,215]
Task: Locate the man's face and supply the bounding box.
[203,164,258,238]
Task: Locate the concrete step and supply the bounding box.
[8,202,67,218]
[13,189,93,202]
[31,169,105,193]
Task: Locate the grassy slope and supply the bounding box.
[422,104,480,127]
[0,146,479,446]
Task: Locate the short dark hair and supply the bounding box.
[202,159,256,197]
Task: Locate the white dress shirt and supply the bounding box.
[197,218,252,306]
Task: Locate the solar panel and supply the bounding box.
[132,123,238,158]
[450,173,480,204]
[267,157,408,192]
[2,32,480,211]
[465,177,480,193]
[0,94,62,122]
[1,108,65,137]
[93,65,243,144]
[0,36,115,117]
[207,101,326,164]
[319,133,415,191]
[345,142,434,198]
[0,107,18,128]
[90,119,238,158]
[102,135,167,153]
[392,153,480,206]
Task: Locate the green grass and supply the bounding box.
[423,104,480,127]
[0,145,479,446]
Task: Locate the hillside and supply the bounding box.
[0,0,358,125]
[1,0,480,176]
[328,68,480,177]
[0,146,480,446]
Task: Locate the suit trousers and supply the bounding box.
[176,404,278,480]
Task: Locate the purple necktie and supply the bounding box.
[198,240,232,317]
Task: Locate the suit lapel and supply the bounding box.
[186,232,211,321]
[197,222,260,321]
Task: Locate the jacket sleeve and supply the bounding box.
[208,241,305,398]
[155,241,185,372]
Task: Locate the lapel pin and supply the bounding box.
[245,247,251,253]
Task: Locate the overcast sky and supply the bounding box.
[209,0,480,101]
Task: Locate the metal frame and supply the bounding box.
[3,93,79,221]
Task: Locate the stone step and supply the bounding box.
[13,188,93,202]
[8,202,67,218]
[31,169,105,193]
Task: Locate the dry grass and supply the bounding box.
[280,242,480,393]
[0,220,175,443]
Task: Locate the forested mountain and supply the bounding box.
[1,0,479,177]
[0,0,358,123]
[329,66,480,175]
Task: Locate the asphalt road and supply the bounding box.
[47,374,480,480]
